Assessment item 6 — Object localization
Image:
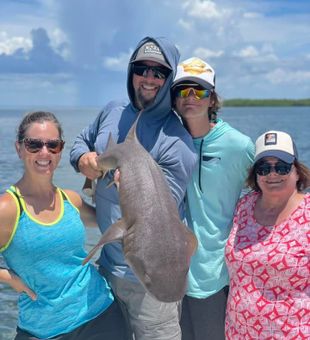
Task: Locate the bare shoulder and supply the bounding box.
[0,192,19,247]
[62,189,82,209]
[0,192,18,218]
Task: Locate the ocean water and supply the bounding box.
[0,106,309,339]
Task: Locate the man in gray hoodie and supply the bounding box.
[70,36,197,340]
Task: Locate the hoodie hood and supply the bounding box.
[127,36,180,120]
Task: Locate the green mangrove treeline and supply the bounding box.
[223,98,310,107]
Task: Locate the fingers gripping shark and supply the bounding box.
[83,114,197,302]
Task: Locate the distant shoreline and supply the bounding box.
[0,99,310,109]
[223,99,310,107]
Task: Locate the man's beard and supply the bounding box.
[135,88,157,109]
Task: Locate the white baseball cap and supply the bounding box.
[172,57,215,89]
[255,130,298,164]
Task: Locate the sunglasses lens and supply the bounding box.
[177,88,210,99]
[132,65,146,76]
[255,164,271,176]
[275,162,292,175]
[46,140,64,153]
[23,139,64,154]
[255,161,292,176]
[132,64,170,79]
[153,67,170,79]
[23,139,43,153]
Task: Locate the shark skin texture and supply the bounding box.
[83,115,197,302]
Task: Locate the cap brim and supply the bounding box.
[255,150,295,164]
[131,57,172,70]
[172,76,214,90]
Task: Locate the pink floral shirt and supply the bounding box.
[225,192,310,339]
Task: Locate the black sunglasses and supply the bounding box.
[255,160,293,176]
[22,138,65,154]
[132,64,170,80]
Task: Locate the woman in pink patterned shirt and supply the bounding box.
[225,130,310,339]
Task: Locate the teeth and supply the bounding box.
[142,85,156,90]
[36,160,50,166]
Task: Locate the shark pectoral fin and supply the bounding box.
[184,224,198,257]
[82,219,127,265]
[188,232,198,256]
[82,178,95,197]
[106,178,115,189]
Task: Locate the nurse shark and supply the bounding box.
[83,114,197,302]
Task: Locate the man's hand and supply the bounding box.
[78,152,102,180]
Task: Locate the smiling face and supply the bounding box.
[132,60,166,110]
[256,157,299,195]
[16,121,63,177]
[174,84,212,121]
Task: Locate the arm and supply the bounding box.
[0,268,36,301]
[70,110,105,179]
[0,193,36,300]
[159,132,197,207]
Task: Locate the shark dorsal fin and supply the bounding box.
[106,132,117,149]
[125,111,143,143]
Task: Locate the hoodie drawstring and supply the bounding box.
[199,139,204,192]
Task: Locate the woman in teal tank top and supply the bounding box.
[0,111,126,339]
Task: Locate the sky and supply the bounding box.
[0,0,309,107]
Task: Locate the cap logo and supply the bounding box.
[143,43,162,56]
[264,132,277,145]
[181,57,213,75]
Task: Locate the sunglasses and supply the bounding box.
[176,87,211,100]
[255,161,293,176]
[132,64,170,80]
[22,138,65,154]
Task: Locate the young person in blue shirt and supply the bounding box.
[70,37,197,340]
[0,111,126,339]
[171,57,255,340]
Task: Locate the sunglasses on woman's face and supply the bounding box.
[22,138,65,154]
[255,160,293,176]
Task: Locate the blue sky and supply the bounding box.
[0,0,309,107]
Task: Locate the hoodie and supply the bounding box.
[185,119,254,298]
[70,36,197,281]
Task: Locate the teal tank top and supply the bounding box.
[0,186,114,339]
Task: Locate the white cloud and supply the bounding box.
[233,45,278,63]
[182,0,222,19]
[0,31,32,55]
[50,28,67,46]
[243,12,262,19]
[103,49,133,71]
[193,47,224,59]
[235,45,259,58]
[178,18,192,30]
[50,28,70,59]
[266,68,310,84]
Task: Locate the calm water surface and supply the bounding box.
[0,106,309,339]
